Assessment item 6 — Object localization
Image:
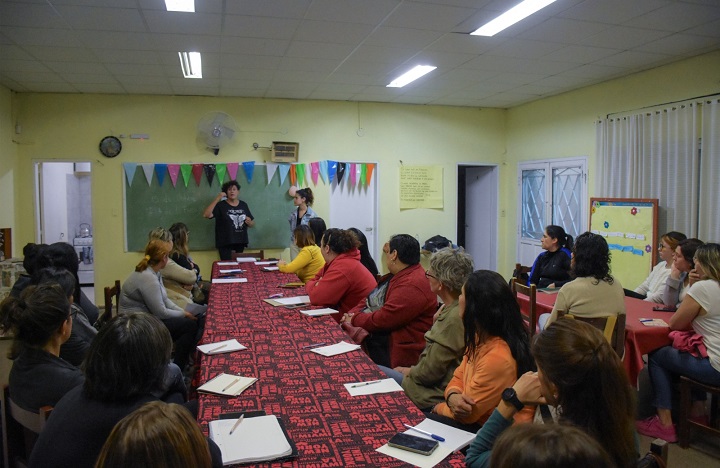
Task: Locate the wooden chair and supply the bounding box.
[510,278,537,338]
[514,262,532,281]
[557,311,626,357]
[678,376,720,448]
[231,249,265,260]
[1,385,53,468]
[98,280,121,326]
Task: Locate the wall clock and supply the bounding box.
[99,136,122,158]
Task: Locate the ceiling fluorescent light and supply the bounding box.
[179,52,202,79]
[471,0,556,36]
[165,0,194,12]
[387,65,437,88]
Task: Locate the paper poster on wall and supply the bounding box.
[589,198,658,290]
[399,166,443,209]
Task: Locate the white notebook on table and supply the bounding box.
[197,373,257,396]
[208,415,292,465]
[197,339,247,355]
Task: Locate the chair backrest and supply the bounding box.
[510,278,537,338]
[231,250,265,260]
[559,312,626,357]
[1,385,53,468]
[99,280,121,326]
[514,263,532,281]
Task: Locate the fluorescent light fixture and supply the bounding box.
[165,0,194,12]
[471,0,556,36]
[387,65,437,88]
[179,52,202,79]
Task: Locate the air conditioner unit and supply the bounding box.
[271,142,299,163]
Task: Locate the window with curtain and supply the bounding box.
[596,97,719,241]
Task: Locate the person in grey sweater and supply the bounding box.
[119,240,202,371]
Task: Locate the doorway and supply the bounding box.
[457,164,498,271]
[33,161,95,299]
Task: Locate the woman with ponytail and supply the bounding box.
[119,240,200,371]
[527,225,573,288]
[1,283,83,410]
[466,319,637,468]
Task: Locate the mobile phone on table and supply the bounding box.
[387,433,439,456]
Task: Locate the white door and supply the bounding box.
[462,165,498,271]
[329,162,378,262]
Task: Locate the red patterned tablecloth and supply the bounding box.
[197,262,466,467]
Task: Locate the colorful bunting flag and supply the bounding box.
[154,164,167,186]
[216,163,227,184]
[295,163,306,187]
[289,164,297,186]
[227,162,239,181]
[360,163,367,186]
[278,164,290,185]
[366,163,375,185]
[191,164,204,186]
[204,164,216,186]
[327,160,337,184]
[123,163,137,186]
[180,164,192,188]
[266,163,279,184]
[349,163,356,186]
[310,162,319,185]
[336,162,346,184]
[242,161,255,183]
[141,164,154,186]
[168,164,180,187]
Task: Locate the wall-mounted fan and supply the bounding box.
[197,112,237,155]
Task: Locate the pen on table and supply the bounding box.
[229,414,245,435]
[302,342,326,349]
[267,293,283,299]
[639,319,655,323]
[403,424,446,442]
[222,377,240,392]
[351,380,383,388]
[208,343,227,353]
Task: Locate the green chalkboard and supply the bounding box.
[124,165,293,252]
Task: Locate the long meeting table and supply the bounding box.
[195,261,466,467]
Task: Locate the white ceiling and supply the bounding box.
[1,0,719,108]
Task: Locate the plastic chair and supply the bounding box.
[510,278,537,338]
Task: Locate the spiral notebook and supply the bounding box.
[209,413,296,465]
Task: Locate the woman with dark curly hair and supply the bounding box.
[540,232,625,329]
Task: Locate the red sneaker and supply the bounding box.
[636,416,677,443]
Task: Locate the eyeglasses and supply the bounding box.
[658,243,669,250]
[425,270,438,280]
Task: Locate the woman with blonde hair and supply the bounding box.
[631,231,686,302]
[277,225,325,283]
[96,401,213,468]
[119,240,201,371]
[148,226,203,310]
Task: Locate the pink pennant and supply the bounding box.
[310,162,319,185]
[349,163,357,186]
[227,162,239,181]
[168,164,180,187]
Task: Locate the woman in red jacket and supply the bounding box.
[342,234,437,368]
[306,228,377,323]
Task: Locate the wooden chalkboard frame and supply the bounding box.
[589,197,658,290]
[123,164,294,252]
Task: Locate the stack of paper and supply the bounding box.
[212,277,248,284]
[209,415,293,465]
[255,260,279,265]
[310,341,361,356]
[235,257,258,263]
[197,373,257,396]
[263,295,310,307]
[197,339,247,355]
[300,307,338,317]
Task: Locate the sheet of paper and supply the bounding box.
[311,341,361,356]
[262,266,280,271]
[217,261,239,266]
[197,339,247,355]
[274,295,310,305]
[255,261,279,265]
[300,307,338,317]
[219,268,245,273]
[376,421,475,468]
[640,318,669,327]
[236,257,258,263]
[212,277,248,284]
[344,378,403,396]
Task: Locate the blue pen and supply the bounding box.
[403,424,445,442]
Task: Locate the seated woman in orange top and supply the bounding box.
[430,270,535,431]
[306,229,377,322]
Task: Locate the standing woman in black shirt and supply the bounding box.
[527,225,573,288]
[203,180,255,260]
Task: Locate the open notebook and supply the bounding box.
[197,373,257,397]
[209,414,294,465]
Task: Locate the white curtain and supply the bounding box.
[699,99,720,242]
[596,104,700,237]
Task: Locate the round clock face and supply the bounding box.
[99,136,122,158]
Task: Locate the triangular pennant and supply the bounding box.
[319,160,328,184]
[216,163,227,184]
[204,164,216,186]
[192,164,204,186]
[124,163,138,186]
[366,163,375,185]
[180,164,193,188]
[360,163,367,186]
[242,161,255,183]
[310,162,319,185]
[227,162,239,181]
[155,163,167,186]
[295,163,306,187]
[327,160,337,184]
[168,164,180,187]
[289,164,297,186]
[266,163,279,184]
[349,163,356,186]
[336,162,346,184]
[278,164,291,185]
[141,164,155,186]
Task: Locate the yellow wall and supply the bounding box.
[0,85,17,251]
[11,94,506,301]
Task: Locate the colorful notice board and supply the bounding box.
[589,198,658,290]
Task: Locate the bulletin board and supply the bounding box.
[589,198,658,290]
[124,165,293,252]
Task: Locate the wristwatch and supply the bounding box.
[501,387,524,411]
